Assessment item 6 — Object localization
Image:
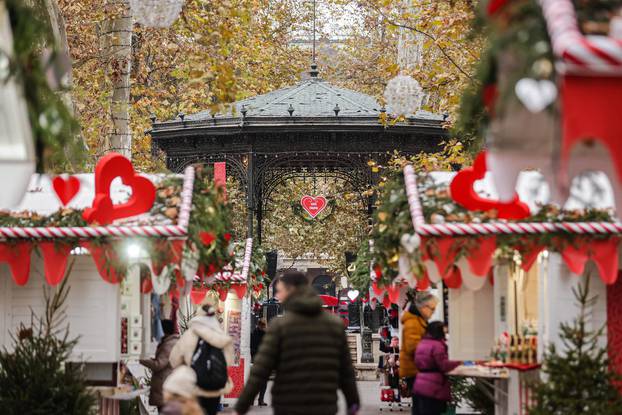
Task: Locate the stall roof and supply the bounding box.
[0,167,195,240]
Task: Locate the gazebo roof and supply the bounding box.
[185,76,443,121]
[152,68,445,134]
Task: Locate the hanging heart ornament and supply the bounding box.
[52,176,81,206]
[347,289,360,301]
[515,78,557,113]
[300,195,328,218]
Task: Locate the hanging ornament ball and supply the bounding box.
[130,0,185,28]
[383,74,424,116]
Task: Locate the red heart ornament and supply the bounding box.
[300,195,328,218]
[52,176,81,206]
[83,153,156,225]
[449,151,530,220]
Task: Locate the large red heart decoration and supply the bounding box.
[53,176,81,206]
[449,151,530,220]
[300,195,327,219]
[83,153,156,225]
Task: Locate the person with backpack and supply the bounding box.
[169,303,233,415]
[233,270,360,415]
[413,321,462,415]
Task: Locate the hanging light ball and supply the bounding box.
[383,74,424,116]
[130,0,185,28]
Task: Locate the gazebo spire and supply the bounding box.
[309,0,319,78]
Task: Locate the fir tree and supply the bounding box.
[530,275,622,415]
[0,270,96,414]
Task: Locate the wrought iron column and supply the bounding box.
[246,152,255,239]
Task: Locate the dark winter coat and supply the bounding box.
[413,337,461,401]
[139,334,179,407]
[250,327,265,360]
[234,287,360,415]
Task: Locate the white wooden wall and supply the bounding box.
[0,254,120,362]
[448,282,495,360]
[538,253,607,358]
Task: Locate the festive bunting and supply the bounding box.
[190,288,207,305]
[444,265,463,289]
[458,258,488,291]
[141,277,153,294]
[232,283,247,299]
[382,294,391,309]
[217,286,229,302]
[82,241,124,283]
[417,272,431,291]
[387,284,401,304]
[39,241,73,285]
[52,176,81,206]
[432,238,461,277]
[516,239,545,272]
[371,281,384,296]
[83,153,156,225]
[561,237,620,284]
[466,237,497,277]
[0,242,33,286]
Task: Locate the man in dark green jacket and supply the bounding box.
[234,271,360,415]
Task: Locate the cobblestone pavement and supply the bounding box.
[227,381,412,415]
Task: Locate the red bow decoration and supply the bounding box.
[52,176,81,206]
[449,151,530,220]
[83,153,156,225]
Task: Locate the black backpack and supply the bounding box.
[190,339,228,391]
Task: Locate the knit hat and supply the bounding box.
[163,366,197,399]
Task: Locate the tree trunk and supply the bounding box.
[102,0,132,158]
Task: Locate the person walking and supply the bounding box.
[400,292,438,414]
[139,319,179,411]
[169,303,234,415]
[413,322,462,415]
[160,366,204,415]
[233,270,360,415]
[250,319,268,406]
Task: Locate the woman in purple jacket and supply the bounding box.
[413,322,462,415]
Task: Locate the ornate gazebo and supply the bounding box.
[150,66,447,241]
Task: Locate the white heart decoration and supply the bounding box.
[347,289,360,301]
[515,78,557,113]
[400,233,421,254]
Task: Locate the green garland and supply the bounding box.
[4,0,85,172]
[348,239,372,293]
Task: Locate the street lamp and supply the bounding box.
[0,4,35,209]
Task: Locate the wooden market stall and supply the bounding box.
[0,154,265,412]
[391,159,617,415]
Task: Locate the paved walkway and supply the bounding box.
[228,381,412,414]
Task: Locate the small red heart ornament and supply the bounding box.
[301,195,328,218]
[449,151,530,220]
[83,153,156,225]
[53,176,81,206]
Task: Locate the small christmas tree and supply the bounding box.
[530,275,622,414]
[0,272,96,414]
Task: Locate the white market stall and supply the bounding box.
[0,154,264,411]
[394,158,619,415]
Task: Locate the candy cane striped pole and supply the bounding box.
[540,0,622,75]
